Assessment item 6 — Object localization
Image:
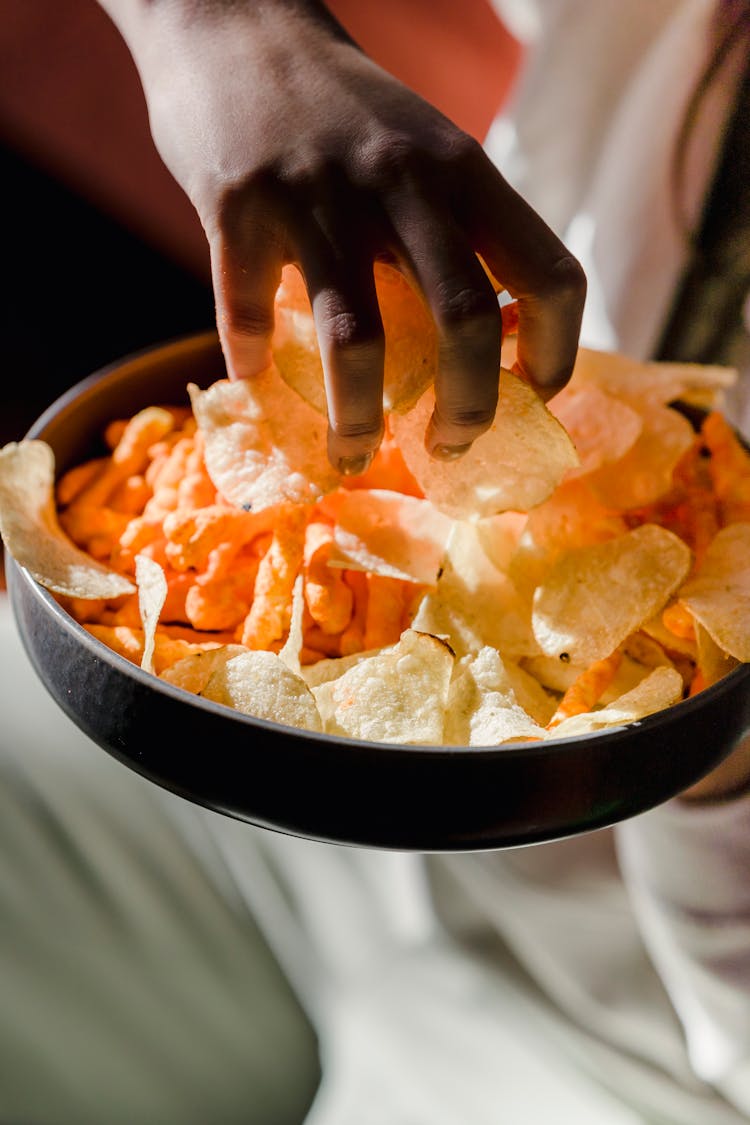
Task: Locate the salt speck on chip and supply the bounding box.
[390,369,578,520]
[189,367,339,512]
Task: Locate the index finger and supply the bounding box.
[207,205,287,380]
[465,153,587,399]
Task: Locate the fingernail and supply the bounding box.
[431,442,473,462]
[337,452,373,477]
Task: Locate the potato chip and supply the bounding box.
[587,404,695,510]
[312,629,453,743]
[569,347,737,410]
[532,524,692,665]
[444,647,547,746]
[135,554,168,674]
[189,368,339,512]
[525,478,628,557]
[410,522,539,659]
[548,384,642,475]
[694,621,740,689]
[201,649,323,732]
[546,666,685,738]
[279,574,306,674]
[318,488,453,584]
[0,441,135,599]
[272,262,437,416]
[678,523,750,661]
[160,644,248,694]
[390,369,578,519]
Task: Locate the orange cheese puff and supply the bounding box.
[303,521,354,635]
[689,669,707,697]
[339,570,369,655]
[55,595,109,623]
[547,649,623,728]
[109,474,153,515]
[85,625,227,674]
[112,517,166,572]
[185,548,260,631]
[61,408,176,542]
[240,504,309,650]
[176,435,217,511]
[56,458,107,506]
[672,441,719,565]
[662,601,696,642]
[59,505,131,554]
[702,411,750,524]
[163,505,268,573]
[301,623,343,659]
[363,574,407,650]
[103,418,129,450]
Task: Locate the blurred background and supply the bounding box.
[0,0,522,446]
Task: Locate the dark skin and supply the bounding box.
[98,0,585,474]
[97,0,749,802]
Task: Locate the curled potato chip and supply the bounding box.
[532,524,692,665]
[312,628,453,743]
[391,370,578,519]
[546,666,684,738]
[272,262,437,416]
[548,385,642,476]
[411,522,539,659]
[587,404,695,510]
[318,488,453,584]
[444,647,547,746]
[0,441,135,599]
[569,347,737,410]
[189,369,339,512]
[201,649,323,732]
[135,554,168,675]
[678,523,750,661]
[160,644,248,694]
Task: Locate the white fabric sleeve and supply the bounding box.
[616,792,750,1114]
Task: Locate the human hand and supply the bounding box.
[100,0,586,473]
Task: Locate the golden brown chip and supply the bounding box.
[0,441,135,599]
[444,647,547,746]
[312,629,453,743]
[546,666,685,738]
[201,649,323,732]
[390,369,578,519]
[135,554,168,674]
[189,370,339,512]
[678,523,750,661]
[532,524,692,665]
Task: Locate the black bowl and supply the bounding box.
[7,332,750,851]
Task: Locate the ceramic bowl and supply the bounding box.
[7,332,750,850]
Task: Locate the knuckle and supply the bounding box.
[221,298,274,339]
[435,282,500,334]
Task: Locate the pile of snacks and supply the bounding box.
[0,264,748,745]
